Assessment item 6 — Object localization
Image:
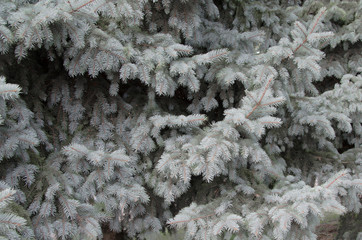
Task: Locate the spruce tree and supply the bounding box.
[0,0,361,239]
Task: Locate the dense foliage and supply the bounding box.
[0,0,361,239]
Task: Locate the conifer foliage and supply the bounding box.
[0,0,361,239]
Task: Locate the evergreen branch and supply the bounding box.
[182,163,187,184]
[260,121,280,124]
[33,215,41,228]
[67,146,86,155]
[106,157,129,162]
[258,77,273,105]
[293,8,326,54]
[187,78,197,92]
[326,172,347,188]
[18,137,36,145]
[81,226,95,239]
[135,134,148,152]
[84,217,98,229]
[308,9,326,35]
[207,51,228,61]
[61,218,66,238]
[243,121,252,131]
[107,158,111,176]
[245,104,259,119]
[94,2,116,17]
[168,213,215,225]
[174,48,192,53]
[0,89,18,94]
[331,205,345,213]
[247,92,258,104]
[301,45,318,55]
[71,52,89,76]
[0,220,22,227]
[216,223,238,234]
[66,0,74,9]
[157,155,177,170]
[316,120,333,136]
[260,99,284,106]
[99,49,127,62]
[0,30,11,42]
[247,33,264,39]
[245,77,273,119]
[59,195,72,218]
[308,62,319,72]
[295,22,307,38]
[70,0,96,13]
[210,146,218,162]
[65,23,81,44]
[0,192,13,204]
